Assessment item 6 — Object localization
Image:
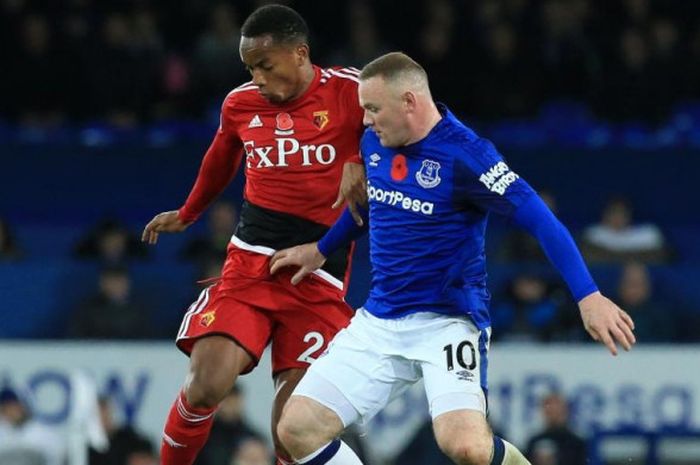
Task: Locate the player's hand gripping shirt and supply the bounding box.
[178,66,364,286]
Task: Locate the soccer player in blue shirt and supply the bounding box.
[269,52,636,465]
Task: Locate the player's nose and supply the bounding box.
[362,112,373,127]
[251,70,266,88]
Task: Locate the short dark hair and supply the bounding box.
[359,52,428,83]
[241,4,309,45]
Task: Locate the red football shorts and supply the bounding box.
[176,242,354,375]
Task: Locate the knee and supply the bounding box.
[277,397,340,453]
[184,371,231,409]
[272,414,295,459]
[276,400,311,450]
[437,435,492,465]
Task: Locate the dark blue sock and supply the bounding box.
[490,436,506,465]
[301,440,341,465]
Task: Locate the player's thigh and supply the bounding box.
[432,409,493,464]
[419,318,490,420]
[292,310,421,428]
[177,284,274,374]
[187,335,253,398]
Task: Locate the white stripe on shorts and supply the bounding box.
[177,286,211,339]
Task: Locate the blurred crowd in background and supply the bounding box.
[0,0,698,342]
[0,376,588,465]
[2,0,700,126]
[1,192,695,343]
[0,383,283,465]
[2,1,700,464]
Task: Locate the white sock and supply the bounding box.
[502,440,532,465]
[297,439,364,465]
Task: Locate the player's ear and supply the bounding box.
[403,91,417,112]
[295,43,310,65]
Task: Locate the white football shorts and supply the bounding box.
[293,308,491,427]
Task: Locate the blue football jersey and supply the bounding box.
[361,104,537,328]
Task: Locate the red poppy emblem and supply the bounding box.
[391,154,408,181]
[276,113,294,131]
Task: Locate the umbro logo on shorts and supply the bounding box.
[456,370,475,381]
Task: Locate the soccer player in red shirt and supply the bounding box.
[141,5,366,465]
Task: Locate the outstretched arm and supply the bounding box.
[511,194,636,355]
[450,139,635,355]
[177,129,243,224]
[142,111,243,244]
[270,206,369,284]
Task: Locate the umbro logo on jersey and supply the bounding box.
[369,153,381,167]
[275,112,294,135]
[248,114,263,128]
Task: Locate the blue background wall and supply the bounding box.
[1,143,698,337]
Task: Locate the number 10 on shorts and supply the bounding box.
[443,341,477,371]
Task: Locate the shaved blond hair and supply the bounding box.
[360,52,431,95]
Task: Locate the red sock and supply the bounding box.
[160,391,216,465]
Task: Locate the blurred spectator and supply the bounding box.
[0,386,65,465]
[192,3,247,105]
[538,0,599,102]
[491,273,571,342]
[181,201,238,265]
[74,219,149,265]
[132,8,164,55]
[229,437,273,465]
[1,1,700,124]
[595,28,659,121]
[329,0,387,68]
[8,14,69,126]
[648,18,685,114]
[469,21,542,119]
[525,393,586,465]
[412,0,464,110]
[196,385,262,465]
[89,396,156,465]
[616,262,677,342]
[581,197,670,263]
[622,0,650,28]
[84,11,161,125]
[69,265,154,339]
[688,20,700,98]
[0,218,23,261]
[497,190,557,262]
[125,438,158,465]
